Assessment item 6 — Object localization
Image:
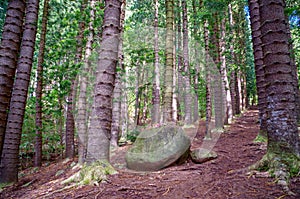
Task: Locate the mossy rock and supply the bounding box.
[125,125,191,171]
[190,148,218,164]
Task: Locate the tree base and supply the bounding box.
[62,160,118,186]
[249,152,300,196]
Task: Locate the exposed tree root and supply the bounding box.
[61,160,118,186]
[249,152,300,196]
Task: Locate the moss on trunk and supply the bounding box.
[249,150,300,195]
[62,160,118,186]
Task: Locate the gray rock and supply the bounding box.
[125,125,191,171]
[190,148,218,163]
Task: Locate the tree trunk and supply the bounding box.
[192,0,199,122]
[65,80,76,158]
[35,0,49,167]
[85,0,121,163]
[163,0,174,123]
[65,0,87,159]
[228,3,240,116]
[0,0,26,162]
[151,0,160,125]
[134,61,141,126]
[111,0,126,147]
[76,0,97,164]
[204,20,212,138]
[220,16,232,124]
[259,0,300,155]
[176,0,183,122]
[0,0,39,183]
[212,14,223,129]
[182,0,192,125]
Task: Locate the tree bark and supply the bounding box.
[0,0,39,183]
[0,0,26,162]
[151,0,161,125]
[182,0,192,125]
[163,0,174,123]
[111,0,126,147]
[76,0,97,164]
[259,0,300,155]
[35,0,50,167]
[192,0,200,122]
[176,0,183,122]
[220,16,232,125]
[228,3,240,116]
[212,14,223,129]
[248,0,267,134]
[204,20,212,137]
[85,0,121,163]
[65,0,87,159]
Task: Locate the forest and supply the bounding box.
[0,0,300,198]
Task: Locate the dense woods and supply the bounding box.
[0,0,300,197]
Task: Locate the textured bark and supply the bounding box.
[0,0,26,162]
[248,0,267,134]
[204,20,212,137]
[151,0,161,125]
[85,0,121,163]
[65,0,87,159]
[134,62,141,126]
[228,4,240,116]
[35,0,49,167]
[111,0,126,147]
[176,0,183,122]
[65,80,76,158]
[259,0,300,155]
[163,0,174,123]
[0,0,39,183]
[212,15,223,129]
[220,16,232,125]
[192,0,199,122]
[76,0,96,164]
[182,0,192,125]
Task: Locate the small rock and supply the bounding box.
[190,148,218,164]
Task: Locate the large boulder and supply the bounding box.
[125,125,191,171]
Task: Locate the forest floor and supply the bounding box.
[1,108,300,199]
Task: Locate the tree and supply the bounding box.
[151,0,160,125]
[220,15,232,124]
[248,0,267,135]
[35,0,50,167]
[111,0,126,147]
[163,0,174,123]
[0,0,26,162]
[0,0,39,183]
[228,3,241,116]
[85,0,121,163]
[65,0,87,159]
[182,0,193,125]
[251,0,300,194]
[204,19,212,137]
[76,0,97,164]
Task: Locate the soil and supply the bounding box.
[1,108,300,199]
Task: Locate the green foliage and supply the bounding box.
[127,129,141,142]
[0,182,13,192]
[254,134,267,143]
[0,0,7,39]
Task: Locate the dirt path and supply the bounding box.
[1,109,300,199]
